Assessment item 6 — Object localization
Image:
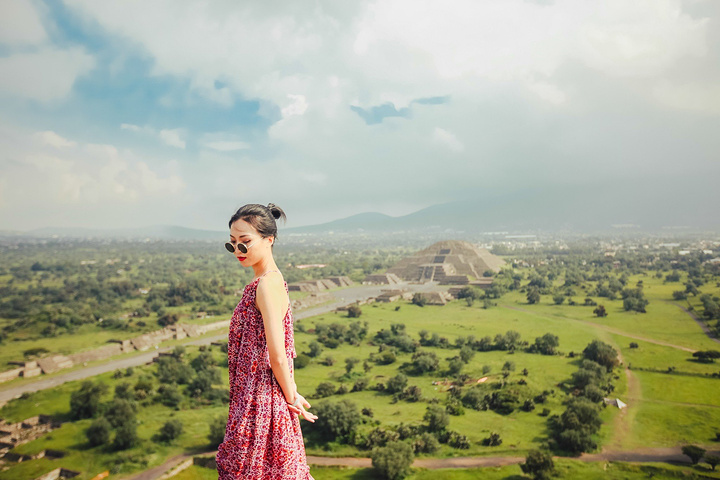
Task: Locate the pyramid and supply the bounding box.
[386,240,505,284]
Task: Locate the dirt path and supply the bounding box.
[501,305,696,352]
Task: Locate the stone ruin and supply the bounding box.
[0,415,62,467]
[386,240,505,285]
[288,276,353,293]
[362,273,402,285]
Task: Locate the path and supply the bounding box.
[0,282,445,405]
[501,305,696,352]
[125,447,720,479]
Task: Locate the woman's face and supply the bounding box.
[229,219,273,267]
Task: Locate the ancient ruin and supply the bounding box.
[386,240,504,285]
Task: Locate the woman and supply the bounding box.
[216,203,317,479]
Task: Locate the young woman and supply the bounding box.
[216,203,317,479]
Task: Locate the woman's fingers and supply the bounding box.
[300,409,318,422]
[301,397,311,409]
[288,404,302,415]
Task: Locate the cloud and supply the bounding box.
[0,0,47,45]
[158,129,186,149]
[0,47,95,101]
[652,81,720,114]
[204,141,250,152]
[432,127,464,152]
[0,124,185,228]
[35,131,77,148]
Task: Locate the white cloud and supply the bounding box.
[652,81,720,114]
[35,131,77,148]
[204,141,250,152]
[0,0,47,45]
[0,124,185,228]
[120,123,144,132]
[0,47,94,101]
[158,129,186,149]
[432,127,464,153]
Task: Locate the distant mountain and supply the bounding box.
[287,187,720,234]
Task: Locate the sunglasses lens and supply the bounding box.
[237,244,248,254]
[224,243,235,253]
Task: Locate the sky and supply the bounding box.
[1,0,719,232]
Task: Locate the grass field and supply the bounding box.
[2,270,719,479]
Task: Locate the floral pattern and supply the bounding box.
[216,273,313,479]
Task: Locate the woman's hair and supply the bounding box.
[228,203,287,244]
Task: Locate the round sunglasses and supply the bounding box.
[224,239,256,254]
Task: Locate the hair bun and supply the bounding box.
[267,203,283,220]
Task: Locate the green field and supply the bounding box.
[2,268,719,479]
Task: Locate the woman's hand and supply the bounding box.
[288,394,318,423]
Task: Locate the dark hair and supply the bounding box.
[228,203,287,244]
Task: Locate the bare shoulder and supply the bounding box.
[256,271,286,296]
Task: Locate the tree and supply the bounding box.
[155,419,183,443]
[692,350,720,363]
[553,294,565,305]
[112,419,138,450]
[315,382,336,398]
[673,290,688,301]
[593,305,607,317]
[371,441,414,480]
[347,304,362,318]
[583,340,619,371]
[307,400,361,442]
[527,288,541,305]
[408,351,439,374]
[682,445,706,465]
[158,384,183,408]
[706,454,720,471]
[70,381,109,419]
[208,415,227,447]
[345,357,359,374]
[307,341,323,358]
[157,312,179,327]
[104,398,136,428]
[386,374,408,394]
[412,432,440,454]
[482,432,502,446]
[424,405,449,432]
[411,293,426,307]
[531,333,559,355]
[86,417,111,447]
[520,450,555,480]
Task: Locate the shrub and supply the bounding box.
[104,398,136,428]
[70,381,109,420]
[86,417,112,447]
[411,293,426,307]
[423,405,449,432]
[386,374,408,394]
[158,384,183,408]
[155,419,183,443]
[347,305,362,318]
[412,432,440,454]
[371,441,414,480]
[208,415,226,447]
[365,427,400,449]
[482,432,502,446]
[316,382,336,398]
[520,450,555,480]
[112,419,138,450]
[322,355,335,366]
[294,353,311,369]
[682,445,706,464]
[448,432,470,449]
[307,400,361,443]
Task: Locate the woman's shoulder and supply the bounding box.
[255,270,286,292]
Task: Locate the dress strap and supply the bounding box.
[254,269,281,282]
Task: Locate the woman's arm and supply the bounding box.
[256,273,316,422]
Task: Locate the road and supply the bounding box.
[124,446,720,479]
[0,281,443,404]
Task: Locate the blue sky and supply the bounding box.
[1,0,719,231]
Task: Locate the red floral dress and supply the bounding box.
[216,273,313,479]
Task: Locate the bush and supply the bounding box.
[307,400,361,443]
[316,382,336,398]
[411,293,426,307]
[520,450,555,480]
[70,381,109,420]
[412,432,440,454]
[371,441,414,480]
[386,374,408,394]
[583,340,619,371]
[104,398,136,428]
[322,355,335,366]
[295,353,311,369]
[155,419,183,443]
[423,405,449,432]
[158,384,183,408]
[86,417,112,447]
[347,305,362,318]
[448,431,470,449]
[208,415,227,447]
[682,445,706,464]
[482,432,502,446]
[113,419,138,450]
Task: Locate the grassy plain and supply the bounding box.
[2,269,719,479]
